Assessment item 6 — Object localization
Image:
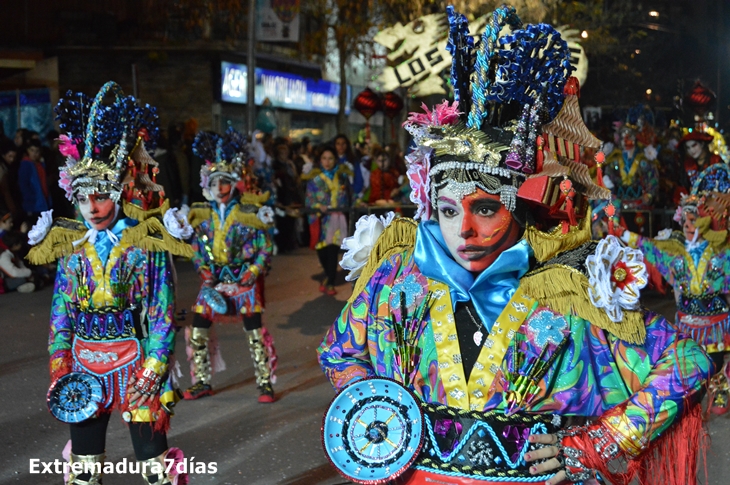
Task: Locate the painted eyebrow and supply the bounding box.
[437,196,458,205]
[470,198,501,211]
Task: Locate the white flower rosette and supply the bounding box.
[340,212,396,281]
[586,235,648,323]
[257,206,275,225]
[28,210,54,246]
[163,207,194,240]
[655,228,673,241]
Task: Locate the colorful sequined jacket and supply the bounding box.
[304,165,351,247]
[188,193,273,318]
[626,230,730,352]
[188,193,273,283]
[28,202,193,423]
[605,148,659,206]
[319,219,712,464]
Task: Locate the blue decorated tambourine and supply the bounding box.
[47,373,104,423]
[322,377,424,484]
[201,286,227,314]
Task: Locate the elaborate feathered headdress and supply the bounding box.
[55,81,161,203]
[404,5,608,227]
[194,127,249,189]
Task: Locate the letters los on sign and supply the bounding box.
[374,14,587,97]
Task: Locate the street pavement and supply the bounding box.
[1,248,729,484]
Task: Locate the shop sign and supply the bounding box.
[221,61,350,115]
[374,14,587,97]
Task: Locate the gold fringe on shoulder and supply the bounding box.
[520,266,646,345]
[26,221,87,265]
[188,203,212,229]
[696,216,728,251]
[232,207,270,230]
[524,208,593,262]
[301,168,322,181]
[121,218,193,258]
[123,199,170,221]
[647,237,686,257]
[240,191,270,206]
[348,217,419,304]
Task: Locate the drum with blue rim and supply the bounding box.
[47,373,104,423]
[322,377,424,484]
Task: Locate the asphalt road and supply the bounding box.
[1,248,729,484]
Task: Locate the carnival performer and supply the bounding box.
[304,146,351,296]
[184,128,277,403]
[28,82,193,485]
[602,122,659,233]
[621,164,730,415]
[681,131,722,189]
[318,6,712,485]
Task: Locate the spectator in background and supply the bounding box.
[18,139,52,223]
[13,128,30,164]
[0,141,21,222]
[0,228,35,293]
[292,137,313,176]
[273,141,301,253]
[334,134,368,200]
[367,145,401,204]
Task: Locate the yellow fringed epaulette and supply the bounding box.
[26,219,87,265]
[348,217,419,304]
[123,199,170,222]
[524,209,593,262]
[121,218,193,258]
[188,202,212,229]
[301,168,321,181]
[240,191,270,207]
[520,241,646,345]
[696,216,728,251]
[231,205,271,230]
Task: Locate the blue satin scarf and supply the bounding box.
[414,220,532,332]
[87,217,137,266]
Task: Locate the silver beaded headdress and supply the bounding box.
[55,81,161,203]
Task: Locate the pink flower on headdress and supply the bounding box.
[405,147,432,220]
[673,205,683,223]
[405,100,461,128]
[59,170,74,201]
[58,135,80,160]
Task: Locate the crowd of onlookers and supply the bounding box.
[0,124,414,294]
[255,133,412,253]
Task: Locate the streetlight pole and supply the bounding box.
[247,0,256,134]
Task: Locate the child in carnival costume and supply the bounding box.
[319,6,712,485]
[303,146,352,296]
[185,128,277,403]
[621,163,730,415]
[28,82,194,485]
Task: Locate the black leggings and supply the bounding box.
[193,313,262,331]
[317,244,339,287]
[70,413,168,460]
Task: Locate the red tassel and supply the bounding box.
[560,179,578,228]
[595,151,606,188]
[536,135,545,173]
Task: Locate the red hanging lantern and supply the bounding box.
[686,81,715,118]
[383,92,404,119]
[353,88,382,141]
[383,92,404,140]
